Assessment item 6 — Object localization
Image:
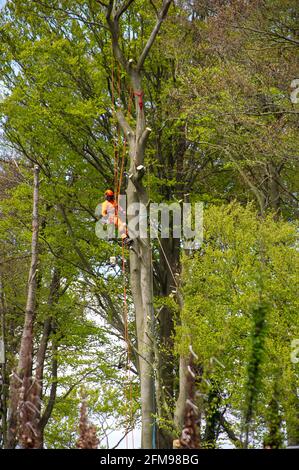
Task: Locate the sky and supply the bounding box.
[0,0,6,9]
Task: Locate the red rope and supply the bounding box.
[133,90,144,111]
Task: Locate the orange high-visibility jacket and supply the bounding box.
[101,200,116,219]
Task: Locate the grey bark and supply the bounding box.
[104,0,173,448]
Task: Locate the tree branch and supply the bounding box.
[112,426,135,449]
[115,0,135,20]
[233,25,299,47]
[116,110,134,139]
[219,413,243,448]
[104,1,128,70]
[136,0,173,71]
[149,0,159,18]
[40,345,58,430]
[138,127,152,154]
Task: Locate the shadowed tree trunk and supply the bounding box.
[34,268,60,448]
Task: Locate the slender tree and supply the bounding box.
[7,165,40,448]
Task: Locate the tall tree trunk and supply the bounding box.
[126,73,155,448]
[105,0,173,448]
[174,356,189,430]
[158,236,180,446]
[7,165,40,448]
[174,195,199,436]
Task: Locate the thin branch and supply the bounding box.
[105,1,128,70]
[115,0,135,20]
[219,413,243,448]
[233,25,299,47]
[112,426,134,449]
[32,0,108,30]
[273,177,299,203]
[149,0,159,18]
[116,110,134,138]
[59,368,99,401]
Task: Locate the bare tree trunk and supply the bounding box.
[174,354,200,449]
[126,84,155,448]
[104,0,173,448]
[7,165,40,448]
[174,196,198,434]
[0,276,8,448]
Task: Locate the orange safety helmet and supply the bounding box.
[105,189,114,197]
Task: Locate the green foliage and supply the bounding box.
[177,202,299,447]
[0,0,298,449]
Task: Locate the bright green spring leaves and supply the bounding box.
[177,202,299,446]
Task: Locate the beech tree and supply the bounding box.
[0,0,298,449]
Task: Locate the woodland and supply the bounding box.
[0,0,298,449]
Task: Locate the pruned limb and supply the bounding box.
[138,127,151,154]
[129,168,144,187]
